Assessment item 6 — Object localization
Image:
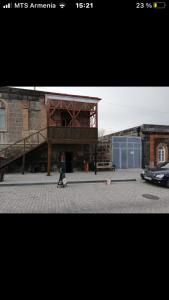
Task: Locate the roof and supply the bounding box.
[0,87,44,97]
[105,124,169,137]
[104,125,142,138]
[0,86,101,101]
[141,124,169,133]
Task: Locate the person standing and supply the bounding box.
[57,152,66,187]
[0,155,5,182]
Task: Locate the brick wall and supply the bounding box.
[149,134,169,167]
[155,138,169,165]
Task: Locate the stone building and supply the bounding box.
[0,87,101,174]
[105,124,169,168]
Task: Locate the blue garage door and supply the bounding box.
[112,136,142,169]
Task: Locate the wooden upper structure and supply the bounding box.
[45,91,101,144]
[0,87,101,145]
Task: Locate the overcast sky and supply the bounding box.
[15,87,169,135]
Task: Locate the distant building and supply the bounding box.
[101,124,169,169]
[96,137,112,170]
[0,87,101,173]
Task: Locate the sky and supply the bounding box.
[15,87,169,135]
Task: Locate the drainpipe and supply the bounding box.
[137,126,141,136]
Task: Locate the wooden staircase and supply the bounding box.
[0,127,48,171]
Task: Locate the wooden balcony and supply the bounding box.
[48,126,98,144]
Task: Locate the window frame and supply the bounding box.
[158,146,166,163]
[0,99,8,132]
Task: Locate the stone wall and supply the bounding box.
[0,92,47,150]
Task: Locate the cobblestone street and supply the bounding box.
[0,170,169,213]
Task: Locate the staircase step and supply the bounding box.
[0,128,47,170]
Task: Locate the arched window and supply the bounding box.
[0,100,7,131]
[158,146,166,162]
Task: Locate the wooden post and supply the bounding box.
[37,132,39,144]
[96,103,98,129]
[94,144,97,175]
[22,139,26,175]
[47,143,52,176]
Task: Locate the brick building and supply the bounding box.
[105,124,169,168]
[0,87,101,174]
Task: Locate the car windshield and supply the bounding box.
[160,163,169,169]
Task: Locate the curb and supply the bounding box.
[69,179,136,184]
[0,179,137,187]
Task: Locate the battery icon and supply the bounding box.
[153,2,166,8]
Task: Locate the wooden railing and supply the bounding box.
[48,127,98,144]
[0,126,98,170]
[0,127,48,169]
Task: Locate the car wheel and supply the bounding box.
[166,180,169,188]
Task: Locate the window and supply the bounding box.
[161,163,169,169]
[158,146,165,162]
[0,108,5,130]
[0,100,7,131]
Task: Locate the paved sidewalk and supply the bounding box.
[1,169,169,213]
[0,169,141,186]
[0,176,169,213]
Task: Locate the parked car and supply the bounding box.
[141,161,169,187]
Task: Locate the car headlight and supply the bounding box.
[141,170,145,175]
[156,174,164,179]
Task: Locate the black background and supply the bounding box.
[0,0,168,86]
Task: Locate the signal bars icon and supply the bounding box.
[3,3,11,8]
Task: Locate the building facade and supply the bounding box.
[107,124,169,168]
[0,87,101,173]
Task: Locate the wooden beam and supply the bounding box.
[48,138,98,144]
[47,143,52,176]
[94,144,97,175]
